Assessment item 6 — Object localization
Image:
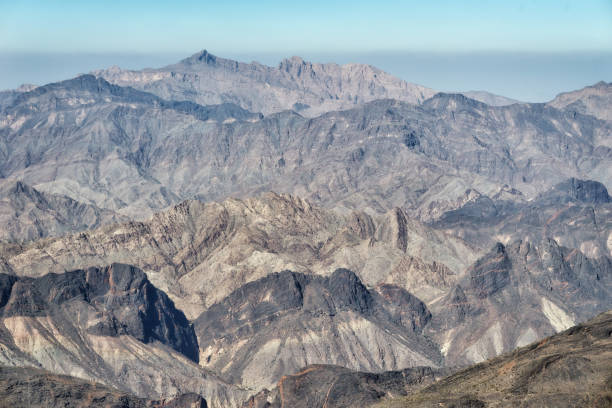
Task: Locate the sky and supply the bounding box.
[0,0,611,100]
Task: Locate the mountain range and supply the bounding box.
[0,49,610,407]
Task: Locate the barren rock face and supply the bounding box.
[427,240,612,367]
[0,193,478,319]
[194,269,440,389]
[0,365,210,408]
[243,364,442,408]
[381,310,612,408]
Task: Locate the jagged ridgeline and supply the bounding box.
[0,50,611,408]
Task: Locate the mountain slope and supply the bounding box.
[194,269,440,389]
[427,239,612,367]
[0,264,249,407]
[0,192,478,319]
[93,51,437,117]
[2,75,611,219]
[431,178,612,258]
[378,310,612,408]
[461,90,520,106]
[0,180,126,242]
[0,365,208,408]
[548,81,612,122]
[243,365,442,408]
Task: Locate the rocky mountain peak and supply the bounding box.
[423,92,487,111]
[0,263,199,362]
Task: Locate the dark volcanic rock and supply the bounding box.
[0,263,198,362]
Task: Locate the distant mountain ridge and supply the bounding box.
[92,50,438,116]
[1,72,610,220]
[548,81,612,121]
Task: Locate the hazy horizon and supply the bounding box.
[1,50,611,102]
[1,0,611,102]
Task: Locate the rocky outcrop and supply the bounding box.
[382,310,612,408]
[0,263,198,361]
[0,264,249,407]
[243,365,442,408]
[194,269,441,389]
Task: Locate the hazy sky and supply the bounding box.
[1,0,611,100]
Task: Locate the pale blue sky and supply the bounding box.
[0,1,611,100]
[1,0,611,53]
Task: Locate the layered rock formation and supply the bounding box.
[0,193,478,319]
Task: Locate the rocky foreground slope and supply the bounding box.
[378,310,612,408]
[244,365,444,408]
[0,365,208,408]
